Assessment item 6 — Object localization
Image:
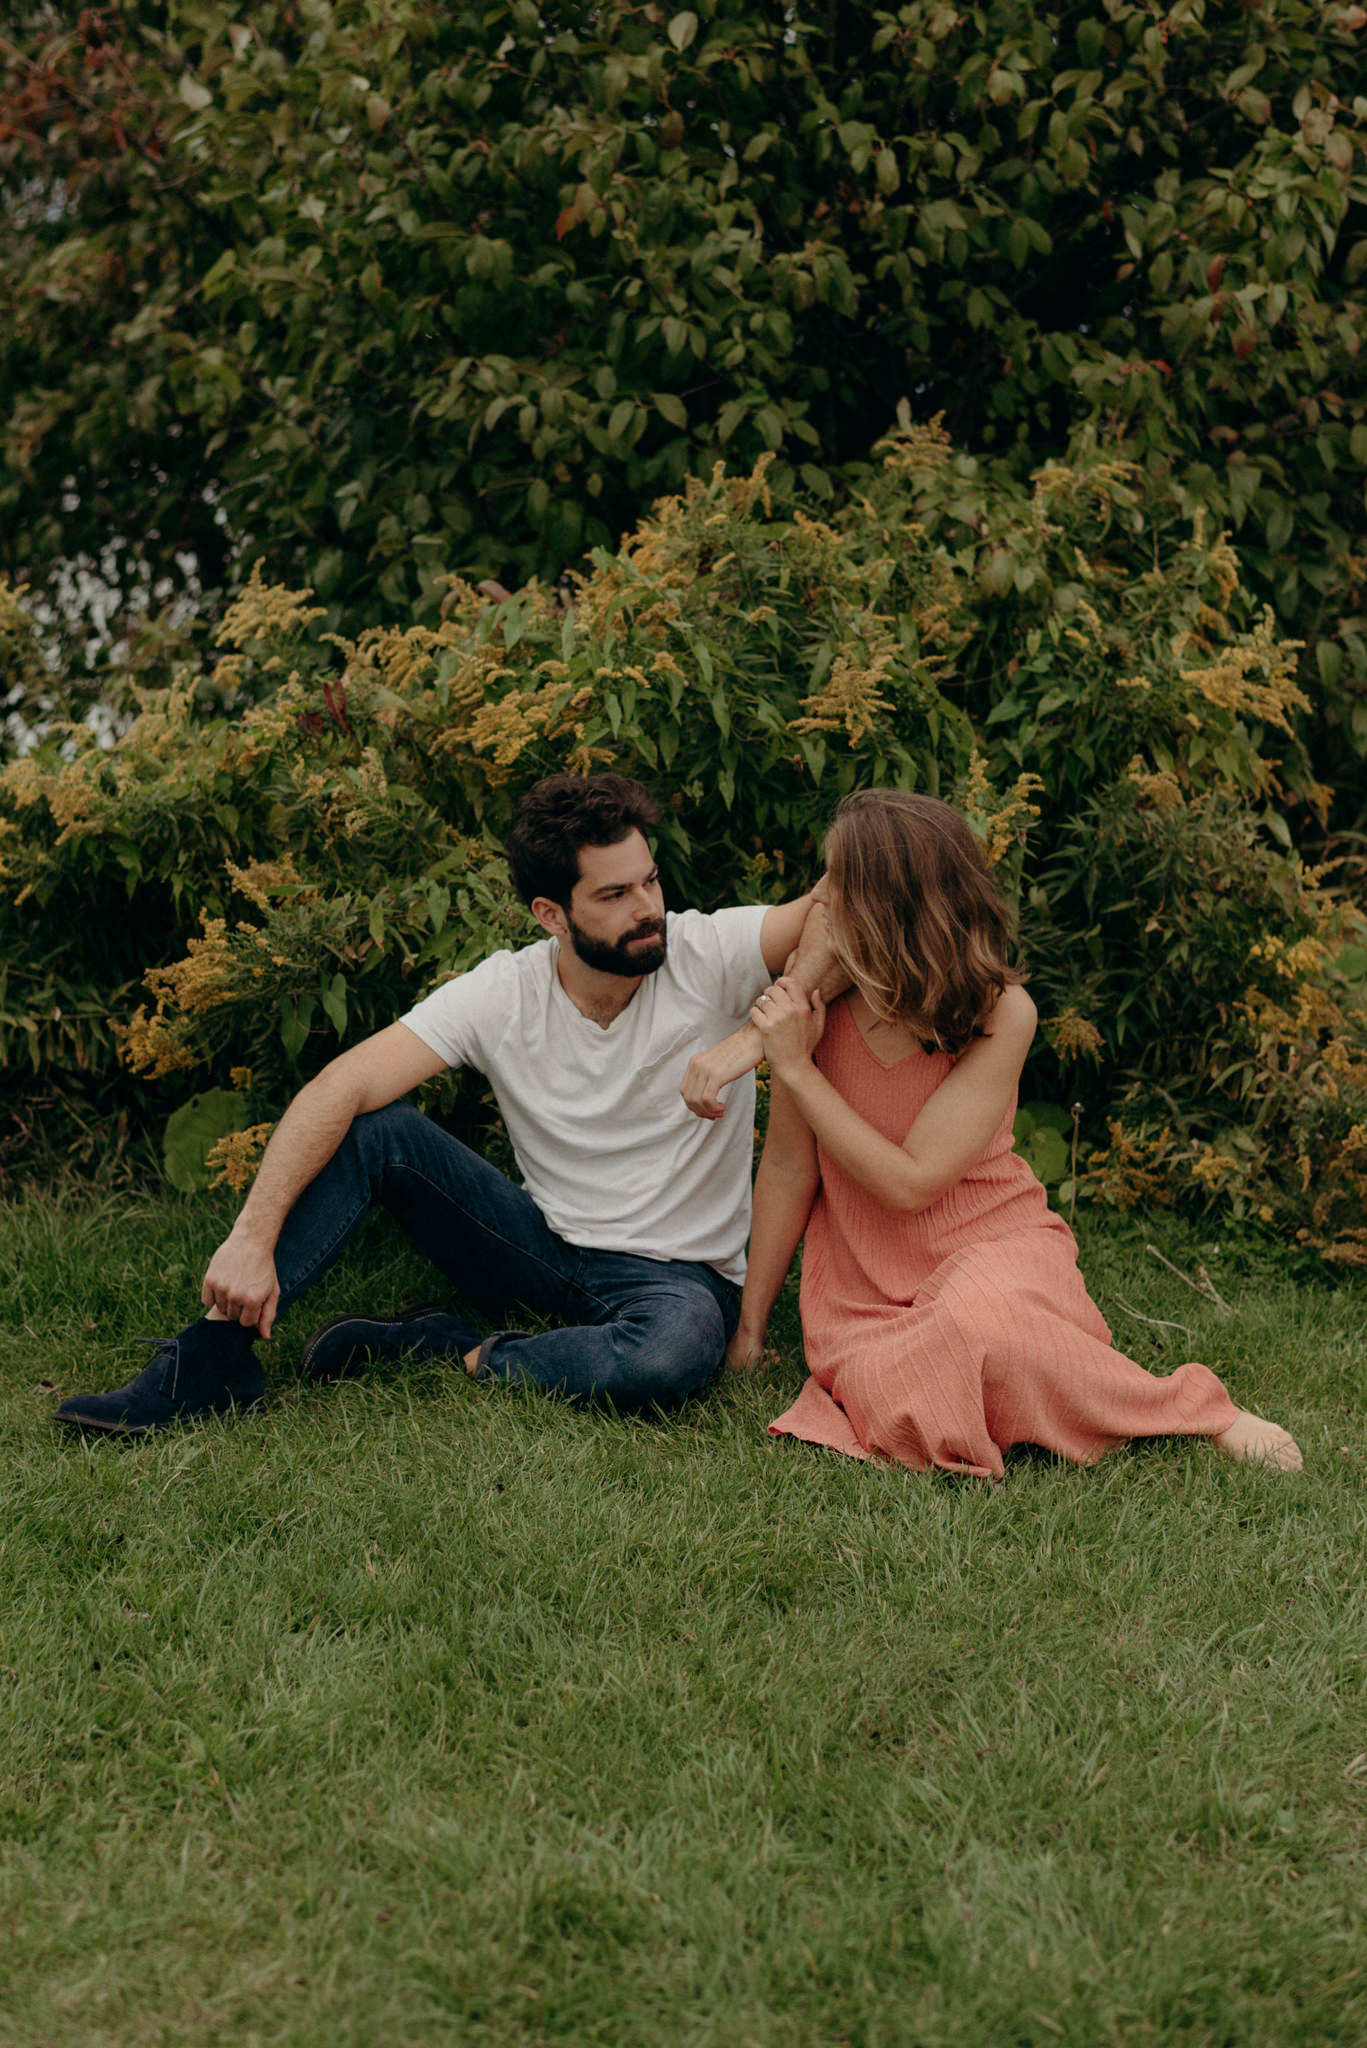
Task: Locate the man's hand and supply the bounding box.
[680,1024,764,1120]
[201,1228,281,1338]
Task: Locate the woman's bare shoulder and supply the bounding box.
[986,981,1037,1045]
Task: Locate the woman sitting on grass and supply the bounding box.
[730,789,1301,1477]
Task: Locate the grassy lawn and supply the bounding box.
[1,1189,1364,2046]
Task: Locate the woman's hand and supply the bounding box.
[750,976,825,1076]
[726,1323,771,1372]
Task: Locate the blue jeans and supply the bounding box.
[270,1102,739,1409]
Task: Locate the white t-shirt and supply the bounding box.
[400,907,769,1284]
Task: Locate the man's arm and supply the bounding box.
[758,890,818,976]
[680,897,850,1120]
[201,1021,448,1337]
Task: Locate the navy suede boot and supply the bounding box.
[300,1304,479,1382]
[54,1319,265,1436]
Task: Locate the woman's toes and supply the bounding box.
[1215,1410,1303,1472]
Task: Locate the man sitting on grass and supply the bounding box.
[57,772,827,1435]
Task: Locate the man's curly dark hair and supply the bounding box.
[506,773,662,908]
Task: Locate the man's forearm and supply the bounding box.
[229,1072,363,1248]
[786,899,847,1003]
[680,900,850,1119]
[201,1071,366,1334]
[728,910,849,1073]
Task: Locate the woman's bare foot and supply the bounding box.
[1213,1410,1303,1471]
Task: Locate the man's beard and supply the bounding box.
[564,914,668,978]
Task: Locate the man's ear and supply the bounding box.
[530,895,568,939]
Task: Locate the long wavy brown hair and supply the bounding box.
[823,790,1026,1054]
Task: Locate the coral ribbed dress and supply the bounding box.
[767,999,1240,1480]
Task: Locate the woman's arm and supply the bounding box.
[681,895,849,1120]
[728,1073,820,1369]
[752,979,1037,1216]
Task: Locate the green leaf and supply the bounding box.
[1016,1126,1070,1185]
[279,995,315,1061]
[320,973,348,1036]
[717,398,747,443]
[755,405,783,450]
[653,391,689,428]
[163,1089,247,1195]
[1316,640,1344,691]
[668,11,698,52]
[1020,1100,1073,1134]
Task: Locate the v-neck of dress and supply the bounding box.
[841,998,929,1070]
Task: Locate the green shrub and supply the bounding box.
[3,427,1364,1254]
[4,0,1365,798]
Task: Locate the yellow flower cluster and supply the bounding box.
[118,1009,198,1079]
[1192,517,1241,613]
[1048,1008,1105,1061]
[207,1122,276,1195]
[981,771,1043,867]
[464,674,591,775]
[118,916,239,1077]
[960,750,1043,866]
[1126,756,1184,810]
[224,691,305,772]
[225,857,306,913]
[118,678,199,763]
[1031,456,1143,511]
[872,403,954,475]
[1179,609,1308,735]
[215,560,326,650]
[1248,933,1329,981]
[792,636,897,744]
[1079,1117,1175,1210]
[1188,1146,1236,1190]
[578,455,780,641]
[0,578,46,696]
[0,756,45,808]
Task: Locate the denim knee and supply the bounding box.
[480,1281,728,1409]
[342,1099,428,1162]
[627,1286,728,1405]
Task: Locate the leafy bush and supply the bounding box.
[3,429,1365,1254]
[3,0,1365,795]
